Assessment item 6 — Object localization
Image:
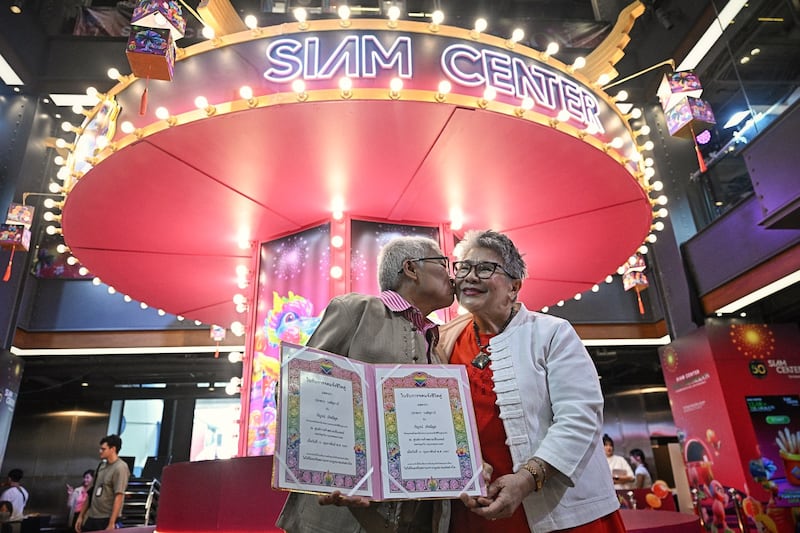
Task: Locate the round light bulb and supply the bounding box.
[78,267,89,276]
[331,235,344,248]
[644,167,656,179]
[654,221,665,231]
[107,286,116,294]
[657,207,669,218]
[57,167,70,180]
[656,195,668,205]
[644,157,654,167]
[387,5,400,21]
[339,77,353,92]
[474,18,487,33]
[483,86,497,101]
[55,138,68,148]
[155,106,169,120]
[647,234,658,243]
[194,96,209,109]
[291,79,306,94]
[557,109,571,122]
[61,121,74,132]
[245,14,258,29]
[48,182,62,193]
[521,96,534,110]
[235,265,249,277]
[54,155,65,166]
[652,181,664,191]
[596,74,611,86]
[389,78,403,92]
[107,68,121,80]
[545,42,559,56]
[638,125,651,136]
[615,90,628,101]
[201,25,215,39]
[437,80,452,95]
[228,352,243,363]
[431,10,444,25]
[92,277,101,286]
[71,104,84,115]
[639,245,648,254]
[140,302,148,309]
[43,211,56,221]
[43,198,56,208]
[592,284,600,292]
[643,140,655,151]
[124,295,132,302]
[233,293,247,305]
[572,57,586,70]
[86,86,98,98]
[510,28,524,43]
[330,265,343,279]
[157,309,166,316]
[231,321,245,336]
[66,256,78,265]
[606,275,614,283]
[338,5,350,21]
[239,86,253,100]
[293,7,307,23]
[56,244,68,254]
[630,108,643,119]
[120,121,135,134]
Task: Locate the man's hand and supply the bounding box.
[318,490,371,508]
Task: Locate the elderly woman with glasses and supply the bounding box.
[436,230,624,533]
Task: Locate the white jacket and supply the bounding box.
[436,305,620,532]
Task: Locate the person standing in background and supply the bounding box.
[0,469,28,521]
[603,434,635,490]
[67,469,94,528]
[629,449,653,489]
[75,435,130,532]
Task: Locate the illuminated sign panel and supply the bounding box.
[263,31,607,133]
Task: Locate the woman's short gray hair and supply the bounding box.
[378,236,441,291]
[453,230,527,280]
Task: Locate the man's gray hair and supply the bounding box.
[378,236,441,291]
[453,230,527,280]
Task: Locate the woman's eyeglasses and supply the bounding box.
[452,260,516,279]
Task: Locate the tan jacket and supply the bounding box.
[276,293,447,533]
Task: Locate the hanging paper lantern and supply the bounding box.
[131,0,186,40]
[1,203,35,282]
[211,324,227,358]
[657,71,716,172]
[621,253,649,315]
[126,26,176,82]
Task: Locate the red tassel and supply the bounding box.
[636,287,645,315]
[139,86,148,116]
[214,341,220,358]
[3,248,15,282]
[691,126,708,173]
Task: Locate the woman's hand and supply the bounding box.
[462,471,535,520]
[317,490,371,508]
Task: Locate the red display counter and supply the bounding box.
[621,509,702,533]
[156,456,287,532]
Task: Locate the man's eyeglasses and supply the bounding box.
[453,260,517,279]
[398,256,450,273]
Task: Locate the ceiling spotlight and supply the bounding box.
[10,0,23,14]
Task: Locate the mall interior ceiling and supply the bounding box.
[5,0,800,405]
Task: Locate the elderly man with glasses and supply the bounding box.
[277,236,455,533]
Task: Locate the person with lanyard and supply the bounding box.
[277,235,456,533]
[75,434,130,532]
[0,469,28,522]
[436,230,624,533]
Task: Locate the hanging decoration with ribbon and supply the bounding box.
[621,253,649,315]
[211,324,226,358]
[1,203,34,282]
[126,1,187,114]
[658,71,716,173]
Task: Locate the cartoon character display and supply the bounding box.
[247,291,321,456]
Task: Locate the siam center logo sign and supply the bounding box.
[263,31,606,134]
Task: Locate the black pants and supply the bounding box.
[81,517,113,531]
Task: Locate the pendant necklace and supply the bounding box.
[472,305,518,370]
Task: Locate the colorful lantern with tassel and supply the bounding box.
[621,253,649,315]
[657,71,716,172]
[1,203,35,282]
[211,324,226,358]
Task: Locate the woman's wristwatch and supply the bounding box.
[521,457,547,492]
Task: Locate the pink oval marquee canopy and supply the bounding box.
[59,20,654,328]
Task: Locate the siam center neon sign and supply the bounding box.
[264,32,605,133]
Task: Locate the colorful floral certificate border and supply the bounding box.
[375,365,485,499]
[274,343,484,500]
[274,343,377,497]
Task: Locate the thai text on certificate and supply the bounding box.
[394,388,460,479]
[298,371,357,475]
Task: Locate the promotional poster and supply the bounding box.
[661,321,800,532]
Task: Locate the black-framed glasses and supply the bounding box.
[398,256,450,274]
[453,260,516,279]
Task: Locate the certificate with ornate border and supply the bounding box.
[273,342,485,500]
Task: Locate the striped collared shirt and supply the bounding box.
[379,290,440,362]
